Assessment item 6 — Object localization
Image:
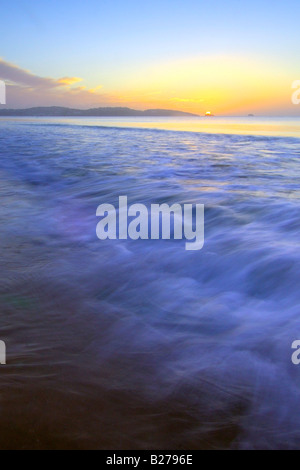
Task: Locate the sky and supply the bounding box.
[1,0,300,115]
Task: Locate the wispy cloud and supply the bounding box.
[0,59,52,89]
[1,55,295,115]
[0,58,107,108]
[57,77,83,86]
[88,85,103,94]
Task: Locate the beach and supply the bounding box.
[0,117,300,449]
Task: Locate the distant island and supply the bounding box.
[0,106,199,117]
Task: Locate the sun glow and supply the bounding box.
[108,55,292,115]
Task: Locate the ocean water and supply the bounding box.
[0,117,300,449]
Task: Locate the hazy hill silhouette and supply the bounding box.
[0,106,199,117]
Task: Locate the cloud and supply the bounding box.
[0,55,297,115]
[0,58,59,89]
[88,85,103,94]
[0,58,85,90]
[0,58,106,108]
[71,86,87,92]
[57,77,83,86]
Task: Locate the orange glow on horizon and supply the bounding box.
[2,55,296,115]
[101,55,294,116]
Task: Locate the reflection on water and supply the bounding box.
[0,118,300,449]
[2,116,300,137]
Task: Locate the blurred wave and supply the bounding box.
[0,118,299,449]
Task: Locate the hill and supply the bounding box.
[0,106,199,117]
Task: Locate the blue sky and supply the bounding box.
[1,0,300,113]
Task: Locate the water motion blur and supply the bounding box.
[0,117,299,449]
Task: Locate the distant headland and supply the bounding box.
[0,106,200,117]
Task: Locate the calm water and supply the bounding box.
[3,115,300,137]
[0,117,300,449]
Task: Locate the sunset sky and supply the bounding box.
[1,0,300,115]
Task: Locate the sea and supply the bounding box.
[0,116,299,449]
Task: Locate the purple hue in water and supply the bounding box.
[0,118,300,449]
